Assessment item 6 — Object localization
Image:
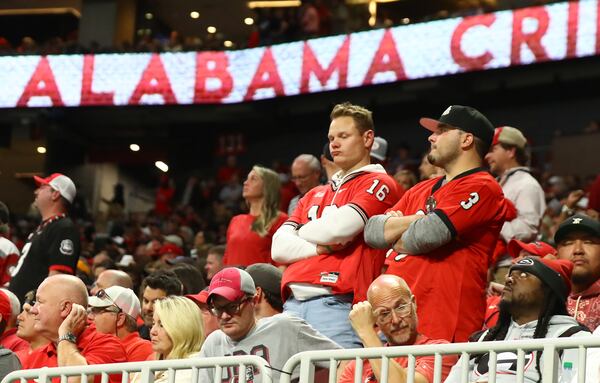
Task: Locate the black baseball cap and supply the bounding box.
[420,105,495,148]
[554,213,600,244]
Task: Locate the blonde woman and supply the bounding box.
[223,165,288,266]
[131,296,204,382]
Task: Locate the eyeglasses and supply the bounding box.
[373,300,413,324]
[94,289,122,314]
[291,174,312,181]
[209,297,251,317]
[87,306,120,316]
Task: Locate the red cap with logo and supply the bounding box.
[208,267,256,302]
[34,173,76,203]
[507,239,557,259]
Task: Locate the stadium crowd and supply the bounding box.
[0,0,565,56]
[0,102,599,382]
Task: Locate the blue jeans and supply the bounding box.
[283,294,362,349]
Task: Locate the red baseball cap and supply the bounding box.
[185,289,209,306]
[507,240,557,259]
[158,243,183,257]
[208,268,256,302]
[34,173,76,203]
[510,257,573,301]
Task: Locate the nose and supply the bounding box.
[484,152,492,162]
[428,133,436,143]
[572,240,585,255]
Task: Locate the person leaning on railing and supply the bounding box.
[339,274,458,383]
[130,295,204,382]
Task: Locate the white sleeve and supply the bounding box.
[500,184,545,242]
[298,205,365,245]
[271,223,318,264]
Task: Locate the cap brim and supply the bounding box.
[33,176,48,186]
[88,296,112,308]
[555,225,597,244]
[419,117,443,133]
[507,240,526,258]
[185,291,208,305]
[208,287,243,302]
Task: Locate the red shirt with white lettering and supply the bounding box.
[223,212,288,267]
[386,168,515,342]
[282,169,400,304]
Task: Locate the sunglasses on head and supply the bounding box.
[95,289,122,314]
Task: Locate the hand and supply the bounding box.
[58,303,87,338]
[316,242,350,255]
[386,210,404,217]
[349,301,376,335]
[487,282,505,297]
[565,189,585,209]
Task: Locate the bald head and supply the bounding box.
[91,269,133,295]
[41,274,89,306]
[367,274,412,304]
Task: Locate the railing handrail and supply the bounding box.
[1,354,273,383]
[280,337,600,383]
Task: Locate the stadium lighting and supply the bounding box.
[129,144,140,152]
[155,161,169,172]
[144,12,153,20]
[247,1,301,8]
[244,17,254,25]
[36,146,46,154]
[224,40,233,48]
[207,26,217,33]
[190,11,200,19]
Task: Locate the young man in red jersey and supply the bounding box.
[365,105,516,342]
[272,102,400,348]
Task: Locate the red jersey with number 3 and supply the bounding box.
[282,167,400,303]
[386,168,516,342]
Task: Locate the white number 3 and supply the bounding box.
[460,192,480,210]
[366,180,390,201]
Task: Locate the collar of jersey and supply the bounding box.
[331,164,387,189]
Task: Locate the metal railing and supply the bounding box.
[1,354,273,383]
[280,337,600,383]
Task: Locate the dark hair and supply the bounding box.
[171,263,206,295]
[473,136,489,160]
[142,270,183,296]
[475,284,568,383]
[499,143,529,166]
[260,288,283,312]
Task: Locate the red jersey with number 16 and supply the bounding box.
[386,168,516,343]
[282,166,400,304]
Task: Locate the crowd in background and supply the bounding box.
[0,0,564,56]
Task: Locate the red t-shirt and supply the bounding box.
[0,327,29,353]
[121,331,154,362]
[339,335,458,383]
[23,326,127,382]
[282,170,400,303]
[385,169,516,342]
[223,212,288,266]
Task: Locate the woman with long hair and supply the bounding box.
[131,296,204,382]
[223,165,288,267]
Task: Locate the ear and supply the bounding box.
[254,287,263,304]
[50,189,62,202]
[116,313,126,328]
[461,132,475,150]
[364,129,375,148]
[60,301,73,319]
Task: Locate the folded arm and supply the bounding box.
[298,205,366,245]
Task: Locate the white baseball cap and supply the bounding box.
[88,286,141,318]
[34,173,76,203]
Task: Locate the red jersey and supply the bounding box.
[339,335,457,383]
[282,168,399,303]
[23,326,127,382]
[0,328,29,353]
[223,212,288,267]
[386,168,515,342]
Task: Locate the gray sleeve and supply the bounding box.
[400,213,452,254]
[364,214,391,249]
